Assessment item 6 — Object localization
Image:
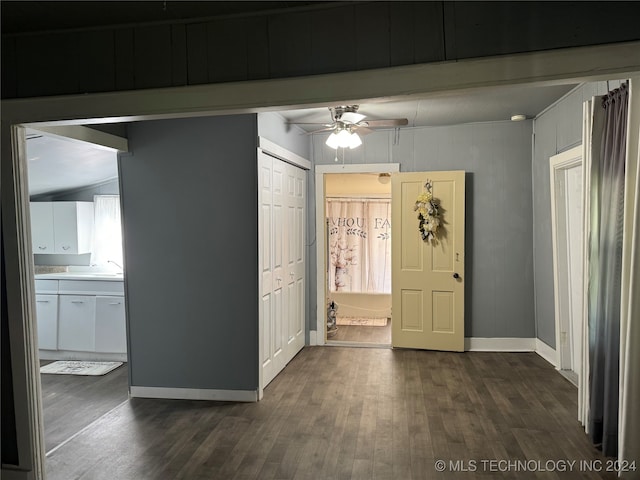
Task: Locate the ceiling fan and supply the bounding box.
[290,105,409,149]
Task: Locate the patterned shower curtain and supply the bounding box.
[588,83,628,457]
[326,198,391,293]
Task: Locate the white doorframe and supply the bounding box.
[313,163,400,345]
[550,145,584,375]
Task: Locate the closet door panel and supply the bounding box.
[287,163,306,353]
[260,159,273,295]
[259,150,307,391]
[259,152,275,386]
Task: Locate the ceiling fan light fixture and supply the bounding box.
[326,129,363,149]
[347,132,362,149]
[336,129,352,145]
[326,132,341,149]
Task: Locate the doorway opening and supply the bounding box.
[325,172,392,346]
[550,145,584,386]
[25,126,130,455]
[315,164,399,347]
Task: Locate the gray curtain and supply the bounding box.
[588,83,628,456]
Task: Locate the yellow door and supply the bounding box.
[391,171,465,351]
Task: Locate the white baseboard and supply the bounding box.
[312,334,558,367]
[130,386,258,402]
[39,349,127,363]
[535,338,558,368]
[465,337,535,352]
[462,337,559,368]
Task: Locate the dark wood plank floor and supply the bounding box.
[329,320,391,344]
[45,348,616,480]
[40,360,129,452]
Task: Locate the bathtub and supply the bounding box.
[329,292,391,319]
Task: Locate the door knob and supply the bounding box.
[453,273,460,279]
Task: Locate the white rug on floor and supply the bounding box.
[336,317,388,327]
[40,361,123,376]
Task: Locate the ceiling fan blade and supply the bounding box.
[340,112,366,124]
[359,118,409,128]
[288,122,333,126]
[303,126,335,135]
[353,126,374,136]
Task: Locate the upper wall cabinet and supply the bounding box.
[30,202,94,254]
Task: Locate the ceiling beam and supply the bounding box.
[26,125,128,152]
[3,41,640,126]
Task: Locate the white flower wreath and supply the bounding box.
[413,180,441,242]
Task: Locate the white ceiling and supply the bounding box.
[278,83,577,131]
[25,82,577,196]
[26,131,118,196]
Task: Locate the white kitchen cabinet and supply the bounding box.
[53,202,94,253]
[95,296,127,353]
[30,202,55,253]
[35,277,127,358]
[35,294,58,350]
[29,202,94,254]
[58,295,96,351]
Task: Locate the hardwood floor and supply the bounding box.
[40,360,129,452]
[45,348,616,479]
[329,320,391,344]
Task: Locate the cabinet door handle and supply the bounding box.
[109,302,121,305]
[62,245,70,250]
[38,246,47,250]
[36,300,49,303]
[71,300,85,304]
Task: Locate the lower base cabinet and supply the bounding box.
[36,279,127,356]
[35,294,58,350]
[58,295,96,352]
[95,296,126,353]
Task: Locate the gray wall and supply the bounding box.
[257,112,310,160]
[3,2,640,99]
[532,80,625,348]
[120,114,259,391]
[310,120,535,338]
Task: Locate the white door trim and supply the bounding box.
[258,137,311,171]
[549,145,583,371]
[3,125,46,479]
[314,163,400,345]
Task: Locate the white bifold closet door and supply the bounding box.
[259,150,305,390]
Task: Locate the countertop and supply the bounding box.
[35,272,124,282]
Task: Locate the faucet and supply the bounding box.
[107,260,123,272]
